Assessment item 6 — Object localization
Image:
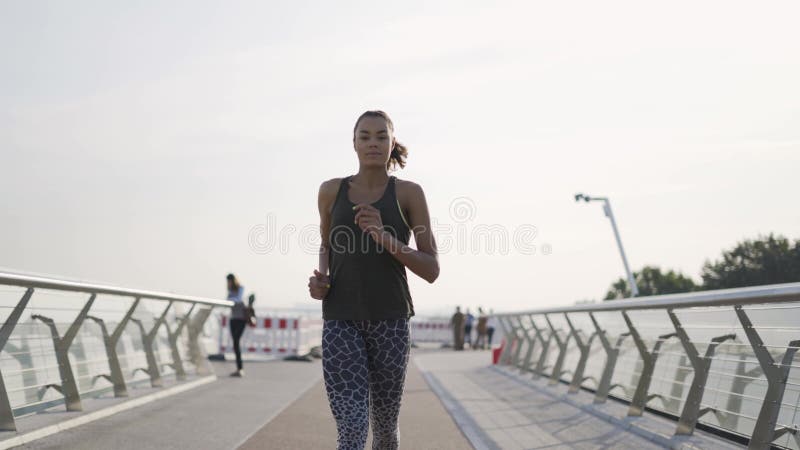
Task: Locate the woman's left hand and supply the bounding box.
[353,204,386,242]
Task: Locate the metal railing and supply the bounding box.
[494,282,800,450]
[0,271,231,431]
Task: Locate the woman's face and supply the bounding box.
[227,279,234,291]
[353,116,395,168]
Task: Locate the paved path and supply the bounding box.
[17,359,323,450]
[239,348,472,449]
[10,348,746,449]
[14,349,472,450]
[413,350,743,450]
[414,351,664,449]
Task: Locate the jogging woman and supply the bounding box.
[308,110,440,449]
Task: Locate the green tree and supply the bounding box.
[700,234,800,290]
[604,266,698,300]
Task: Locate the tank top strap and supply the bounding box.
[387,175,397,199]
[331,175,353,214]
[342,175,354,197]
[388,175,411,231]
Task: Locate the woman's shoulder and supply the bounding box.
[318,177,348,206]
[320,176,346,193]
[393,177,425,202]
[393,176,421,191]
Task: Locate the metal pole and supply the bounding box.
[165,304,196,381]
[545,315,570,385]
[592,325,628,403]
[0,288,35,431]
[622,311,676,416]
[734,305,800,449]
[667,309,736,435]
[602,199,639,297]
[564,313,596,394]
[520,314,539,373]
[187,306,214,376]
[130,301,173,389]
[511,316,527,367]
[533,323,552,380]
[87,297,141,397]
[31,293,97,412]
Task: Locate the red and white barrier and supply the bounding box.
[410,319,452,345]
[218,315,323,357]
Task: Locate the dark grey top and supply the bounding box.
[323,175,415,320]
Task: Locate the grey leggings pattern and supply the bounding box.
[322,318,410,450]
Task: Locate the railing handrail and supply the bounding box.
[495,281,800,316]
[0,271,232,307]
[494,281,800,449]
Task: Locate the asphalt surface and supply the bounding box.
[5,347,742,450]
[11,348,472,450]
[239,350,473,450]
[17,358,323,450]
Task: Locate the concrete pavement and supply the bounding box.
[413,350,744,450]
[7,348,747,449]
[16,359,322,450]
[239,348,472,449]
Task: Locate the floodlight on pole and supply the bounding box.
[574,193,639,297]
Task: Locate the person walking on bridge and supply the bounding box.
[450,306,465,350]
[486,309,497,347]
[464,309,475,349]
[475,307,489,350]
[308,110,440,450]
[226,273,247,377]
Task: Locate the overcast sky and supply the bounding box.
[1,1,799,316]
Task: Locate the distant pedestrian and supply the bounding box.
[475,307,488,350]
[464,309,475,349]
[450,306,465,350]
[486,309,497,347]
[226,273,246,377]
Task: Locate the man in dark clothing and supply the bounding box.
[450,306,465,350]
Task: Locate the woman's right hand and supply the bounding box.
[308,269,330,300]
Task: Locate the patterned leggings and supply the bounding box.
[322,319,410,450]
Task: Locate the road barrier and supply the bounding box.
[410,319,451,346]
[217,314,322,357]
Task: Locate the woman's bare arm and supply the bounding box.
[309,179,339,300]
[376,181,440,283]
[317,178,339,274]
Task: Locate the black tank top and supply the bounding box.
[323,175,415,320]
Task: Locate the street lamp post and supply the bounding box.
[575,193,639,297]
